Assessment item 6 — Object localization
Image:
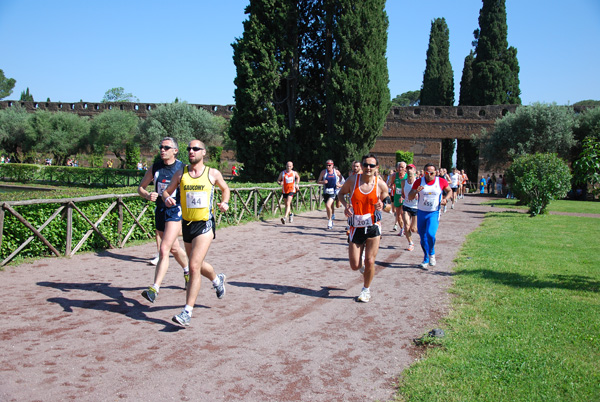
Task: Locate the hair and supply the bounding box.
[362,154,379,166]
[161,137,178,149]
[424,163,436,171]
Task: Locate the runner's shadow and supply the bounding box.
[36,281,204,332]
[228,281,354,299]
[94,250,150,264]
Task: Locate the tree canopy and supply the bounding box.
[102,87,139,103]
[391,90,420,107]
[478,103,576,169]
[87,109,140,167]
[0,69,16,100]
[230,0,389,181]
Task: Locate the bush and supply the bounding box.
[505,153,571,216]
[396,150,414,165]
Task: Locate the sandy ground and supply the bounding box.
[0,195,493,402]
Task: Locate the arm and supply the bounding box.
[137,168,158,202]
[377,180,390,212]
[317,170,326,184]
[211,169,231,213]
[336,170,344,188]
[161,169,183,207]
[440,185,452,206]
[276,171,284,185]
[294,171,300,190]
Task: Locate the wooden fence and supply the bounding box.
[0,184,323,267]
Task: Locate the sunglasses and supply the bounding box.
[425,171,436,175]
[326,163,333,166]
[362,163,377,169]
[158,145,173,150]
[187,146,204,152]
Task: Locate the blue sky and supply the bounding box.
[1,0,599,106]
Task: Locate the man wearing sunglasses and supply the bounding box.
[138,137,189,304]
[338,154,391,303]
[408,163,452,269]
[318,160,345,230]
[161,139,230,327]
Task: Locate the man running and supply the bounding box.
[449,167,461,209]
[138,137,189,303]
[408,163,452,269]
[401,164,419,251]
[391,161,407,234]
[277,161,300,224]
[318,160,344,230]
[338,154,391,303]
[161,139,230,327]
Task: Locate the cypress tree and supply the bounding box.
[421,17,455,169]
[470,0,521,105]
[458,50,475,106]
[230,0,390,179]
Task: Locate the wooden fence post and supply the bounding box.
[65,202,72,256]
[0,205,4,252]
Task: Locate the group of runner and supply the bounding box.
[137,139,464,324]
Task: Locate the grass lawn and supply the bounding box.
[396,211,600,401]
[483,198,600,214]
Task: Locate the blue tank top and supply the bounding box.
[152,159,184,208]
[323,170,337,195]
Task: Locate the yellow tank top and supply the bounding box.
[180,165,214,221]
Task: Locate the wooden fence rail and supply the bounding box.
[0,184,323,266]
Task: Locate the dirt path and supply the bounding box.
[1,195,494,401]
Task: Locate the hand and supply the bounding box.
[440,198,448,206]
[164,196,176,207]
[417,186,424,192]
[374,199,383,211]
[218,202,229,213]
[148,192,158,202]
[344,204,353,217]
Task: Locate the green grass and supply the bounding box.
[483,198,600,214]
[397,212,600,401]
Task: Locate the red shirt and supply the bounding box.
[412,177,449,190]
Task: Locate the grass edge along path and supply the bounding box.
[396,210,600,402]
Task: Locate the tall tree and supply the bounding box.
[229,0,295,181]
[420,17,455,169]
[0,69,16,100]
[102,87,139,103]
[470,0,521,105]
[230,0,390,180]
[19,87,34,102]
[87,109,139,168]
[392,90,420,107]
[458,50,475,106]
[0,105,29,162]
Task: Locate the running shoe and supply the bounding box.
[359,265,365,274]
[357,288,371,303]
[419,260,429,269]
[443,205,447,213]
[429,255,437,267]
[407,243,414,251]
[289,213,294,223]
[393,223,398,231]
[183,272,190,290]
[281,217,285,225]
[451,204,455,209]
[332,213,336,220]
[150,254,159,265]
[172,310,191,326]
[141,286,158,303]
[213,273,226,299]
[327,220,333,230]
[399,227,404,237]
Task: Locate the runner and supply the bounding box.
[317,160,344,230]
[391,162,407,234]
[137,137,189,303]
[401,164,419,251]
[408,163,452,269]
[449,167,461,209]
[338,154,391,303]
[161,139,230,327]
[459,169,469,199]
[277,161,300,224]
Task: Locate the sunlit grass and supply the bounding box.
[396,212,600,401]
[483,198,600,214]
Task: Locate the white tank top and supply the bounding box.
[402,179,418,209]
[417,177,442,212]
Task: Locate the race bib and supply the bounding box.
[352,213,373,228]
[157,182,168,195]
[186,192,208,209]
[422,192,438,209]
[395,187,402,195]
[285,176,294,183]
[324,188,335,194]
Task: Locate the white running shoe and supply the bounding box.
[150,254,159,265]
[357,288,370,303]
[327,220,333,230]
[451,203,455,209]
[289,213,294,223]
[419,260,429,269]
[429,255,437,267]
[393,223,398,231]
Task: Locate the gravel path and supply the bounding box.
[1,195,494,401]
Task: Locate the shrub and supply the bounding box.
[396,150,414,165]
[505,153,571,216]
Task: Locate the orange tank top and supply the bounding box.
[350,174,379,227]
